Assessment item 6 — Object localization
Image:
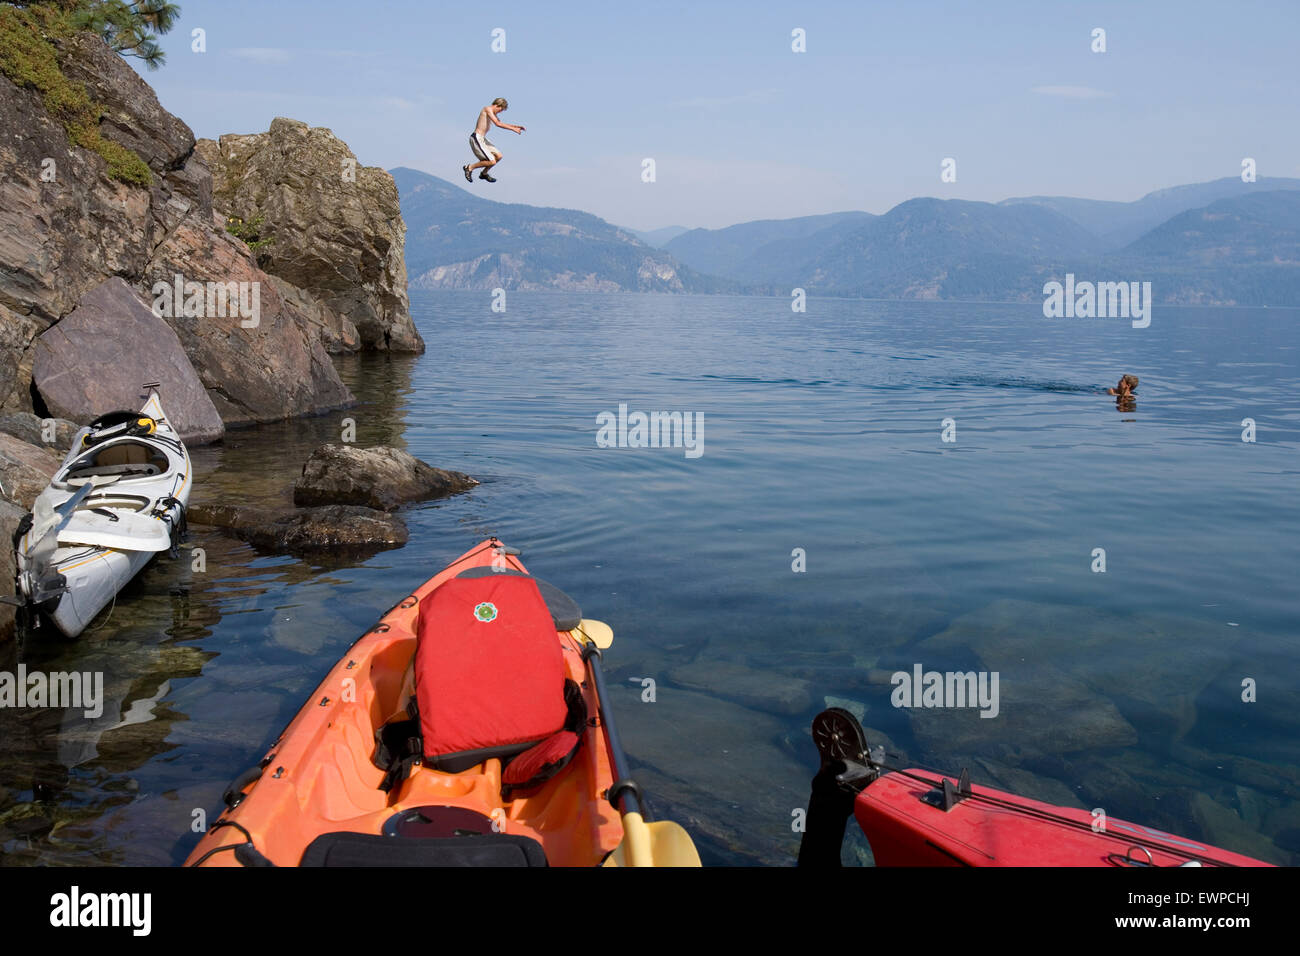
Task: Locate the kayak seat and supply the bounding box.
[299,831,548,867]
[66,463,162,479]
[94,443,150,467]
[374,573,587,796]
[64,442,167,481]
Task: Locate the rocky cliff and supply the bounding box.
[0,18,424,640]
[0,25,421,442]
[197,119,422,354]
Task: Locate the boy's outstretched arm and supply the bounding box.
[490,113,525,133]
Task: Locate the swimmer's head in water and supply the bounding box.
[492,97,508,110]
[1122,374,1139,389]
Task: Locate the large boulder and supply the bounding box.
[294,444,476,510]
[0,433,59,509]
[197,118,423,354]
[31,278,225,444]
[143,218,355,425]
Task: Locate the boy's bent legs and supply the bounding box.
[467,133,500,171]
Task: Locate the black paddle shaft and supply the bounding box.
[581,644,646,820]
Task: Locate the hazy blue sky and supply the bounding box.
[138,0,1299,231]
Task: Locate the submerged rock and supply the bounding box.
[965,755,1089,809]
[31,278,225,444]
[821,695,869,724]
[902,660,1139,762]
[271,506,409,553]
[911,599,1240,756]
[667,658,814,717]
[189,502,407,554]
[293,444,477,511]
[610,683,812,866]
[1157,789,1286,864]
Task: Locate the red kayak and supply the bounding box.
[797,708,1274,867]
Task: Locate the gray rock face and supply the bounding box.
[196,118,423,354]
[189,502,408,554]
[142,218,355,425]
[0,305,50,415]
[0,499,26,646]
[0,413,78,452]
[0,68,158,325]
[0,34,366,429]
[31,278,225,443]
[265,274,360,354]
[293,444,477,511]
[0,433,60,510]
[56,34,197,179]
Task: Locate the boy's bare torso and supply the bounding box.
[474,106,498,136]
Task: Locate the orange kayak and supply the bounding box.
[186,538,697,867]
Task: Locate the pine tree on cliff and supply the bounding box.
[68,0,180,70]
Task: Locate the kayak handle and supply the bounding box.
[1124,845,1155,866]
[234,843,276,867]
[222,765,263,809]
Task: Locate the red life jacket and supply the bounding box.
[374,571,586,798]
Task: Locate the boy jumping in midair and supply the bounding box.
[464,97,525,183]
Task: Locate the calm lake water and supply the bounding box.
[2,291,1298,866]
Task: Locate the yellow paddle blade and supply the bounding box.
[570,618,613,649]
[602,813,701,868]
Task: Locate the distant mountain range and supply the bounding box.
[663,212,877,284]
[1001,178,1300,249]
[629,225,691,247]
[393,171,1300,306]
[391,168,732,294]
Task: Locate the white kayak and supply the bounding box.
[14,386,192,638]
